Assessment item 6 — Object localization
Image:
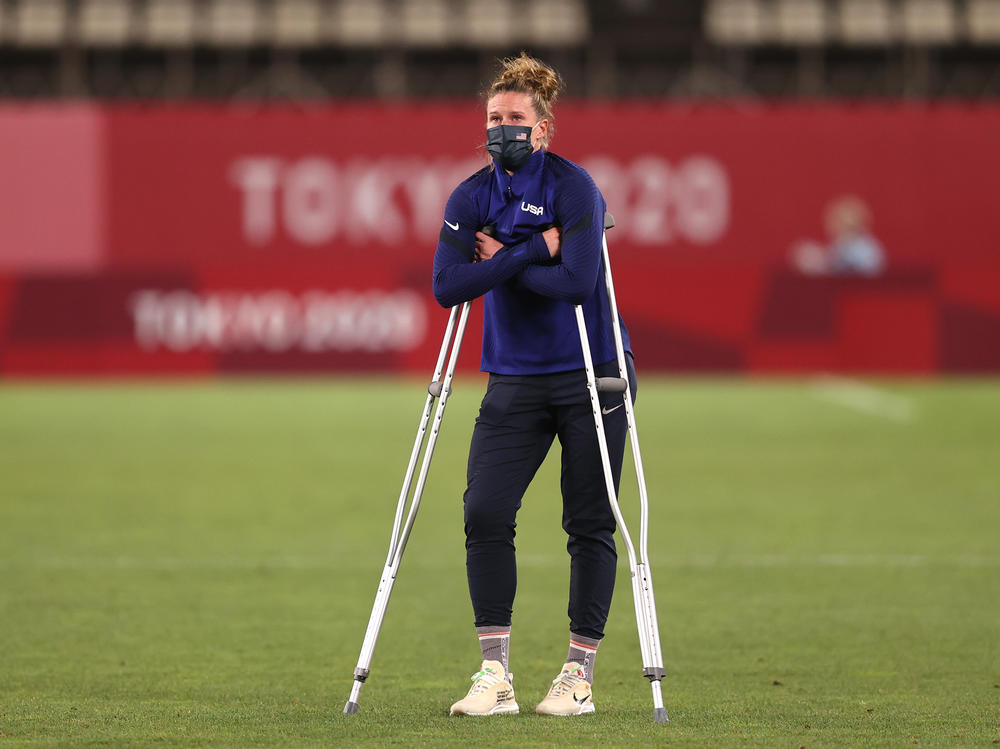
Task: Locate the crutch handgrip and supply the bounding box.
[595,377,628,393]
[604,212,615,230]
[428,381,444,397]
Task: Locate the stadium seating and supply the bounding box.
[702,0,999,47]
[901,0,957,43]
[143,0,196,47]
[775,0,829,45]
[399,0,452,47]
[0,0,586,49]
[275,0,323,46]
[966,0,1000,43]
[333,0,388,46]
[10,0,68,46]
[705,0,771,45]
[462,0,517,47]
[204,0,260,47]
[524,0,589,47]
[836,0,897,45]
[77,0,130,46]
[0,0,997,98]
[0,0,994,50]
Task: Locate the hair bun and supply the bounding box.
[492,52,563,106]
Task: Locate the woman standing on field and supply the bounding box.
[432,53,636,717]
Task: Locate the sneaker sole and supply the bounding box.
[535,703,596,716]
[450,702,520,716]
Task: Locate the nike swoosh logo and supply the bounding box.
[572,692,590,705]
[602,404,623,415]
[444,220,459,231]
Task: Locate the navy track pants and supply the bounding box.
[463,355,636,640]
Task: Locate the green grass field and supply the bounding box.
[1,377,998,747]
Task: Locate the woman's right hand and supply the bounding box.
[475,231,503,262]
[542,226,562,259]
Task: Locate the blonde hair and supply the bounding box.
[485,52,563,148]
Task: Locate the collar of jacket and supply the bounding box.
[492,148,546,200]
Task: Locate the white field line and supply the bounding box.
[4,553,999,571]
[810,375,917,423]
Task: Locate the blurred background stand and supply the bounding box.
[1,0,1000,99]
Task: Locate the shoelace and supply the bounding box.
[467,667,503,695]
[548,667,587,697]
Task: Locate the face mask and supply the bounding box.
[486,121,540,172]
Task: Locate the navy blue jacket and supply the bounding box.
[432,149,631,375]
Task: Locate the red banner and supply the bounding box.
[0,105,106,273]
[1,103,999,375]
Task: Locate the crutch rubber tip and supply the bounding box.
[653,707,670,723]
[595,377,628,393]
[428,381,443,397]
[343,701,360,715]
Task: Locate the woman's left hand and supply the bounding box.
[474,231,503,262]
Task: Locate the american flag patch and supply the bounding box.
[515,132,528,140]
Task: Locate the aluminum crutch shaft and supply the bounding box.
[575,212,668,724]
[344,300,471,715]
[598,227,665,678]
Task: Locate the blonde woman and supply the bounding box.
[433,53,636,717]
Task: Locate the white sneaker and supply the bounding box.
[535,662,595,716]
[449,660,519,716]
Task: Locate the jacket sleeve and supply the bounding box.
[514,169,605,305]
[432,185,550,308]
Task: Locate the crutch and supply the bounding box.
[575,212,668,724]
[343,299,472,715]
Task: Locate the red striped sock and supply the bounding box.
[567,632,601,683]
[476,626,511,673]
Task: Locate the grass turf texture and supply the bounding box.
[1,377,998,747]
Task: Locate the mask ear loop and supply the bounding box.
[530,120,545,150]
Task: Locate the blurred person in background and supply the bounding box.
[432,52,635,718]
[791,195,886,277]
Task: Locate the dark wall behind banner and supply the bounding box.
[1,103,999,376]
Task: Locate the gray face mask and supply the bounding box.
[485,121,540,172]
